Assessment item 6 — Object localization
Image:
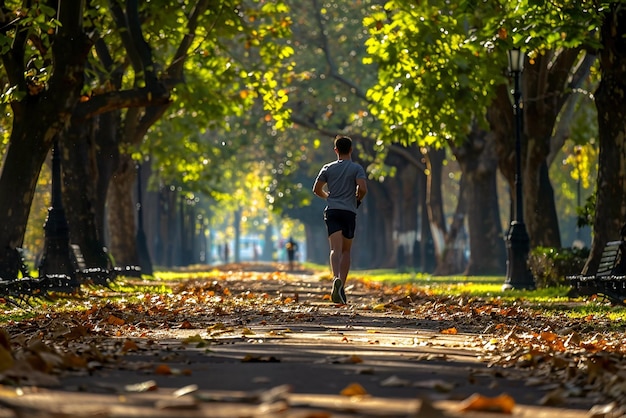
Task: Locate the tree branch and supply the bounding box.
[311,0,369,101]
[73,88,170,121]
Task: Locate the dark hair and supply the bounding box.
[334,135,352,154]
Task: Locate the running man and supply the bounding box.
[312,135,367,304]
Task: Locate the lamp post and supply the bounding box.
[503,48,535,290]
[38,140,78,288]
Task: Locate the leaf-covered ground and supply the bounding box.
[0,262,624,416]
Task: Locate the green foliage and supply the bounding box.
[143,0,294,194]
[577,191,596,228]
[362,0,604,149]
[363,0,508,147]
[527,246,589,288]
[262,0,383,212]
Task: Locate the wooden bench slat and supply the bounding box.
[568,240,626,304]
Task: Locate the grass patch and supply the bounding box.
[305,265,574,301]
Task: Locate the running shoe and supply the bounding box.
[331,278,346,304]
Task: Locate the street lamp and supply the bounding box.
[38,140,79,289]
[503,48,535,290]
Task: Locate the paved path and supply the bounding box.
[0,270,606,417]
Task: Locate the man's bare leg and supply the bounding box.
[339,236,353,284]
[328,230,344,280]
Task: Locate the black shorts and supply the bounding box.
[324,209,356,239]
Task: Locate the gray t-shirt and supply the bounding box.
[314,159,366,213]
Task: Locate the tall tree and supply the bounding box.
[586,3,626,273]
[362,0,612,277]
[0,2,93,279]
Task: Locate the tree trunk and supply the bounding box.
[425,148,447,268]
[0,4,91,279]
[434,173,468,276]
[585,4,626,274]
[359,180,395,269]
[416,168,435,272]
[0,123,51,279]
[107,154,139,267]
[386,145,420,271]
[94,112,121,240]
[60,121,111,270]
[458,128,507,275]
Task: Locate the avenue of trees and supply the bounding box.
[0,1,624,283]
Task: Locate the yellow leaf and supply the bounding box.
[441,327,457,335]
[340,382,368,397]
[184,334,205,343]
[207,323,225,331]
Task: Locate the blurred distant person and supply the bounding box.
[286,237,298,271]
[223,243,229,263]
[312,135,367,304]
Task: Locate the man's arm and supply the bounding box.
[356,178,367,202]
[313,179,328,200]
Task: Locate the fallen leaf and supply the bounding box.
[458,393,515,414]
[107,315,125,326]
[207,323,226,331]
[346,355,363,364]
[155,364,172,375]
[380,375,411,387]
[63,353,88,369]
[125,380,158,392]
[340,382,369,396]
[173,384,199,397]
[588,402,623,418]
[184,334,205,343]
[122,339,139,352]
[413,379,455,392]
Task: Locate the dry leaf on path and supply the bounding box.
[457,393,515,414]
[125,380,158,392]
[380,375,411,387]
[412,379,455,392]
[340,382,369,396]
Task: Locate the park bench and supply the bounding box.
[0,247,78,306]
[0,244,141,306]
[71,244,142,287]
[567,240,626,304]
